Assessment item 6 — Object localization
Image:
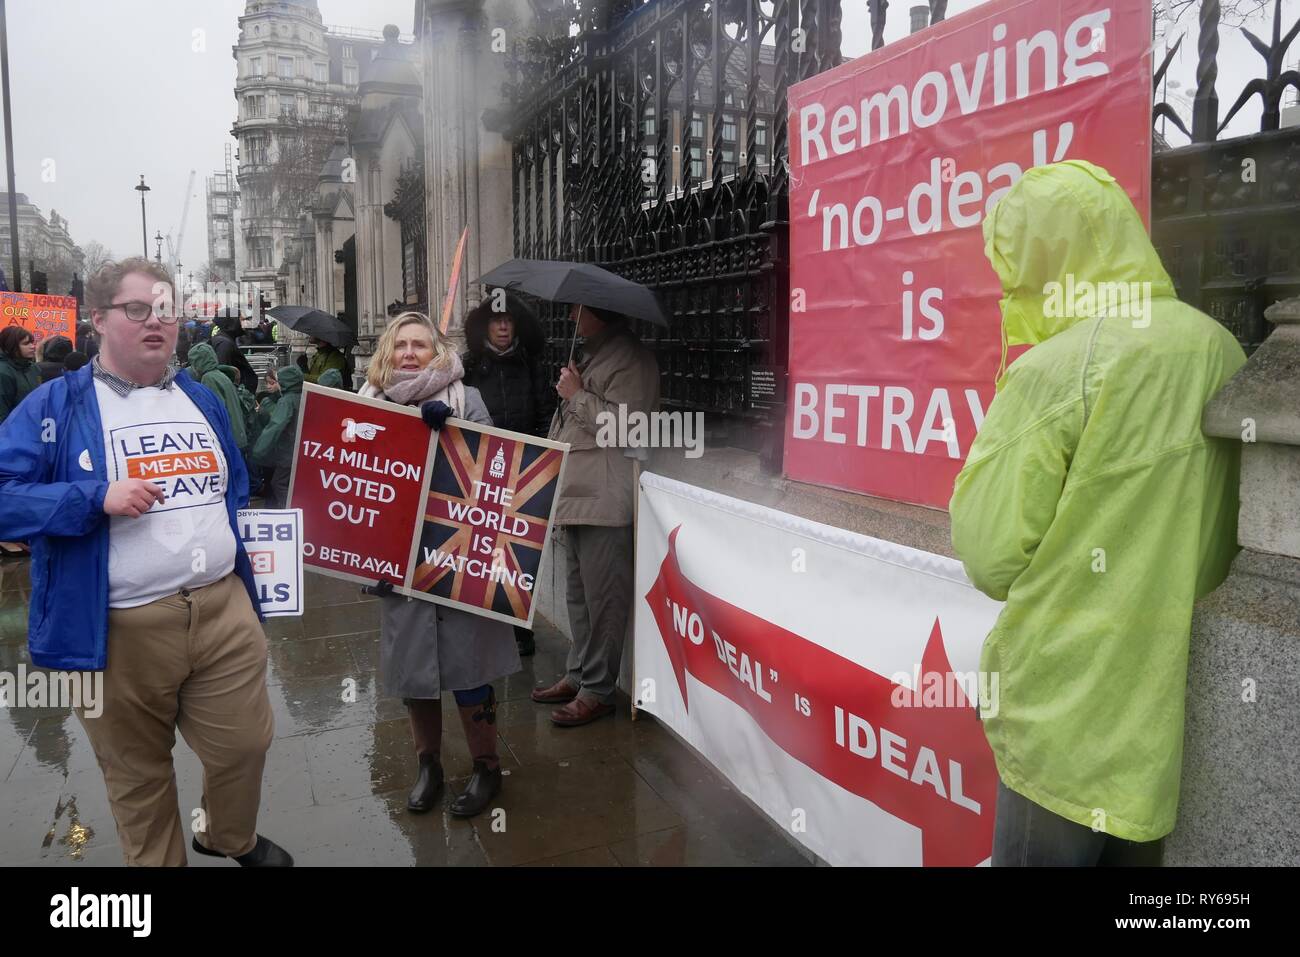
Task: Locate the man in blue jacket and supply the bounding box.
[0,258,291,867]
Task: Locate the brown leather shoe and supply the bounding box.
[551,697,615,727]
[531,678,579,704]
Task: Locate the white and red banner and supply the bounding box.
[784,0,1153,507]
[634,472,1003,866]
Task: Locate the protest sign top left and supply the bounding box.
[0,291,78,345]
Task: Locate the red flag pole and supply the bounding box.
[439,226,468,335]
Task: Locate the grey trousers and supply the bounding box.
[564,523,635,704]
[992,781,1164,866]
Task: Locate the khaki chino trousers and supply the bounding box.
[74,573,274,866]
[564,524,635,704]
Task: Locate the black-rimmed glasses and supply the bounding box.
[106,301,179,324]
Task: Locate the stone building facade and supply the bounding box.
[0,193,85,296]
[230,0,387,308]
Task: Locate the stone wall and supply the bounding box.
[1165,296,1300,866]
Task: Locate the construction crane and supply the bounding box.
[165,169,198,277]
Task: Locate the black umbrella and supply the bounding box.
[267,305,355,349]
[473,259,669,326]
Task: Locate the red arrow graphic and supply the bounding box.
[645,525,996,866]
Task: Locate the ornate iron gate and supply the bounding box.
[500,0,1299,464]
[501,0,845,459]
[386,160,430,315]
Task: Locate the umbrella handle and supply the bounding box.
[547,322,582,438]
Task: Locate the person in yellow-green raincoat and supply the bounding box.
[949,160,1245,866]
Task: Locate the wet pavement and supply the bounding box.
[0,559,811,867]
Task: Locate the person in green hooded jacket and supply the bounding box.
[221,362,266,496]
[316,367,343,392]
[187,342,248,450]
[305,337,347,387]
[949,160,1245,866]
[252,365,343,507]
[220,363,261,446]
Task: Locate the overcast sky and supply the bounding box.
[0,0,1294,283]
[0,0,416,277]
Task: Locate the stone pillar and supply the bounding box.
[315,220,335,312]
[419,0,518,348]
[1165,297,1300,865]
[356,157,380,336]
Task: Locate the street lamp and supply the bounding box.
[154,230,163,264]
[134,175,151,258]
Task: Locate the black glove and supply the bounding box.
[420,399,453,431]
[362,578,395,598]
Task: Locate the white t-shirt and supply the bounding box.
[94,380,238,608]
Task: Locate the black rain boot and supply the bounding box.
[408,755,445,813]
[407,700,444,813]
[450,688,502,818]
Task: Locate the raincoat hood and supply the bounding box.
[464,292,544,358]
[316,367,341,389]
[188,342,219,377]
[218,363,242,384]
[983,160,1176,381]
[277,365,305,392]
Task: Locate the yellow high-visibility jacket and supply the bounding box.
[950,160,1245,841]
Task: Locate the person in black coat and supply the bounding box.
[462,292,555,436]
[35,335,74,382]
[75,321,99,360]
[210,314,259,392]
[461,290,556,656]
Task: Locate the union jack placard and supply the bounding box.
[403,418,568,627]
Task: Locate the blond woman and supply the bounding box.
[361,312,519,817]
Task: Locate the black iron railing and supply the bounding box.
[1152,0,1300,352]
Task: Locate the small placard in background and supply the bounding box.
[237,508,304,617]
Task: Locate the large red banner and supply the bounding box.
[784,0,1153,507]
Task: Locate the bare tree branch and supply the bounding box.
[1158,0,1273,30]
[80,240,113,278]
[264,107,349,221]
